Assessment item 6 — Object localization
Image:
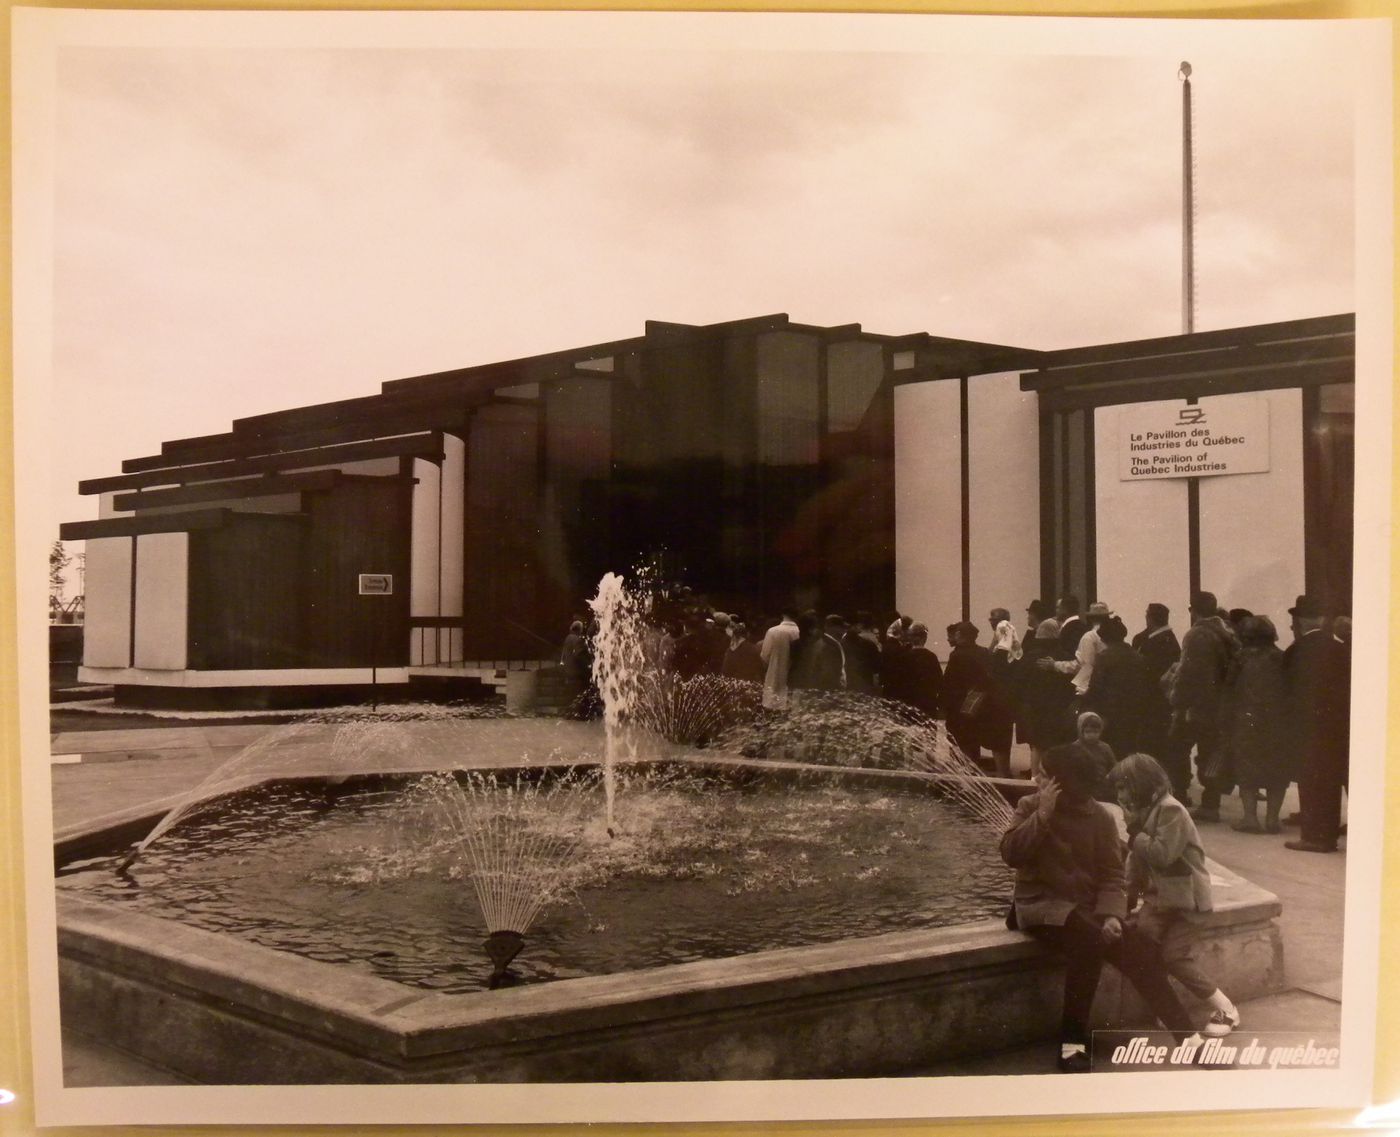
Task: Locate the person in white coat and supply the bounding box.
[760,608,801,711]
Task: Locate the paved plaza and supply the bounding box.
[48,716,1344,1085]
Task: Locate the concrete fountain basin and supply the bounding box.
[54,756,1285,1084]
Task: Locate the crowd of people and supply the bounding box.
[557,583,1351,1072]
[559,586,1350,856]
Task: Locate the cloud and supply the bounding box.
[47,32,1361,522]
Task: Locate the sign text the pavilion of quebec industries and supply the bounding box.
[1119,395,1271,481]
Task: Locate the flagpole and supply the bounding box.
[1180,61,1194,334]
[1180,62,1201,600]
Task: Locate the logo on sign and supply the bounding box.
[358,574,393,595]
[1177,407,1207,425]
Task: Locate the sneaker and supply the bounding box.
[1204,1009,1240,1038]
[1057,1049,1092,1073]
[1231,818,1262,833]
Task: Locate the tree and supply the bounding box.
[49,539,71,620]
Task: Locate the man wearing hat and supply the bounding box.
[1169,591,1240,821]
[1283,595,1349,853]
[1042,600,1114,700]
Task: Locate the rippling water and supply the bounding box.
[58,774,1012,993]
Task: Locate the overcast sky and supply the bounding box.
[42,15,1362,529]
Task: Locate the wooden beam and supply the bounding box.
[82,432,445,496]
[60,508,250,541]
[111,469,343,512]
[380,332,653,396]
[226,385,471,446]
[1028,313,1354,373]
[1021,334,1354,392]
[129,404,470,472]
[1037,359,1354,412]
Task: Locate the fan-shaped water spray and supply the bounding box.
[633,673,763,747]
[116,704,507,871]
[415,766,605,986]
[712,689,1016,832]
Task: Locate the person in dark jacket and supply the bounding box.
[1169,591,1240,822]
[1013,618,1076,776]
[1084,617,1158,759]
[1219,615,1292,834]
[842,611,883,695]
[789,610,843,693]
[1132,602,1186,799]
[719,620,766,684]
[702,615,731,675]
[671,618,711,680]
[560,620,590,684]
[1283,595,1350,853]
[1001,743,1202,1072]
[900,622,943,719]
[1054,595,1086,663]
[881,620,913,704]
[1025,599,1052,644]
[1132,603,1181,680]
[944,621,1014,776]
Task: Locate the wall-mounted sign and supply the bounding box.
[358,573,394,595]
[1119,396,1270,481]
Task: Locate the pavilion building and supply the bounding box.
[61,312,1354,707]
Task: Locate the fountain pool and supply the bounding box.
[58,768,1013,992]
[56,748,1284,1083]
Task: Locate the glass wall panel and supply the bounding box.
[1307,383,1355,614]
[464,403,545,657]
[544,377,613,605]
[757,332,820,467]
[827,340,885,434]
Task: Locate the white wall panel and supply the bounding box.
[1095,403,1192,637]
[133,532,188,670]
[82,536,132,667]
[441,434,466,618]
[1199,389,1305,630]
[967,372,1040,630]
[410,456,442,619]
[895,380,962,657]
[98,491,131,520]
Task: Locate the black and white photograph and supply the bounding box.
[8,7,1393,1128]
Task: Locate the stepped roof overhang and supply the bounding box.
[76,312,1351,502]
[79,315,1039,496]
[1019,313,1355,412]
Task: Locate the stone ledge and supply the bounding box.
[58,864,1284,1082]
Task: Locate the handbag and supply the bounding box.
[960,689,987,717]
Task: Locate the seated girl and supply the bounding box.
[1000,742,1202,1072]
[1109,752,1241,1038]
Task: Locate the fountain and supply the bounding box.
[418,765,605,987]
[587,570,649,832]
[52,573,1287,1083]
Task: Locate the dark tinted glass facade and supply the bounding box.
[459,323,903,653]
